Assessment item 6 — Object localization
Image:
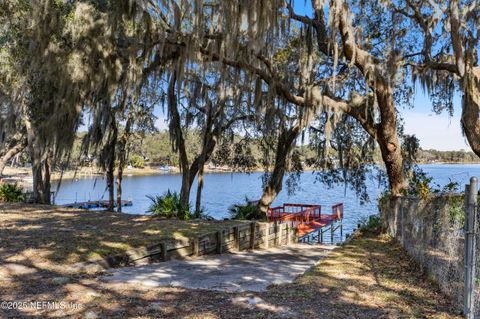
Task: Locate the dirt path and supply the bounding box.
[102,244,335,292]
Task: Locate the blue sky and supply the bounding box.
[402,90,468,151]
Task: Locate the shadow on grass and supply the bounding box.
[0,224,463,318]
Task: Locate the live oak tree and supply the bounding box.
[0,0,433,212]
[388,0,480,158]
[0,0,162,204]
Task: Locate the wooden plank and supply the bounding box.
[167,245,193,259]
[278,222,283,246]
[286,224,291,245]
[234,226,240,251]
[192,237,199,257]
[160,242,168,261]
[250,222,256,249]
[216,230,223,254]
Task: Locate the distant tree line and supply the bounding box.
[417,149,480,164]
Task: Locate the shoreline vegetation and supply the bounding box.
[1,159,479,190]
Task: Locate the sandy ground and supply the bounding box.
[0,233,462,318]
[0,203,244,272]
[0,204,463,318]
[102,244,336,292]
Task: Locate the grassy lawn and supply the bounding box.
[0,227,462,318]
[261,232,461,318]
[0,203,243,272]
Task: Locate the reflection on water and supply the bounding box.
[53,164,480,240]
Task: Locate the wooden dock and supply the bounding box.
[267,203,344,243]
[63,200,133,209]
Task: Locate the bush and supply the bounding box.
[403,168,460,200]
[359,215,382,233]
[147,191,190,219]
[0,183,25,203]
[147,190,212,220]
[447,195,465,226]
[403,168,435,199]
[228,197,264,220]
[190,207,214,221]
[128,154,145,168]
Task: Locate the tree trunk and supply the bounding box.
[116,112,134,212]
[195,103,216,213]
[375,84,405,196]
[195,165,205,213]
[318,0,405,195]
[461,68,480,158]
[168,72,192,207]
[25,118,51,204]
[43,151,52,204]
[106,120,118,211]
[258,125,301,214]
[116,163,123,212]
[106,156,115,211]
[0,137,27,177]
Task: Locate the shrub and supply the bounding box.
[147,190,212,220]
[358,215,382,233]
[128,154,145,168]
[0,183,25,203]
[447,195,465,226]
[403,168,460,200]
[403,168,436,199]
[147,191,190,219]
[190,208,214,221]
[228,197,264,220]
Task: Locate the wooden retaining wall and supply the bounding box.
[96,221,298,269]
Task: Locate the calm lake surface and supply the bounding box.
[53,164,480,239]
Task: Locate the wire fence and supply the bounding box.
[381,189,479,317]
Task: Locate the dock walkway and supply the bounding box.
[63,200,133,209]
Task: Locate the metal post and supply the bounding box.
[464,177,477,319]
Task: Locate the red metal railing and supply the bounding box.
[267,204,322,225]
[267,203,344,237]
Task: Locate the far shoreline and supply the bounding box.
[2,161,480,189]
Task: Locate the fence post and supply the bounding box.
[464,177,477,319]
[160,242,168,261]
[250,222,256,249]
[278,222,283,246]
[216,231,223,254]
[234,226,240,251]
[192,237,200,257]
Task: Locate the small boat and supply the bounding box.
[158,165,173,172]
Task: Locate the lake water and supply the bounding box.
[53,164,480,240]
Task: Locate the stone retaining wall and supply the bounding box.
[85,221,297,270]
